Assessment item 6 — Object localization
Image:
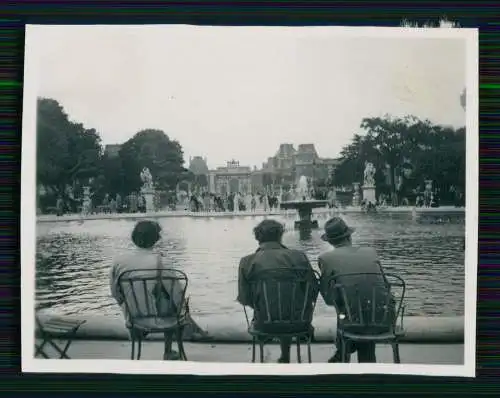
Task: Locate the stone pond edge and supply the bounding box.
[35,312,465,344]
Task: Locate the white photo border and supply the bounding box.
[21,24,478,377]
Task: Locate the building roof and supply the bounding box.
[297,144,318,156]
[274,143,296,158]
[189,156,209,175]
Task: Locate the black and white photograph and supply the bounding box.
[21,24,478,377]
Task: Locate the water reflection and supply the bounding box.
[36,213,465,319]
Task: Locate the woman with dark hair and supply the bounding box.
[110,220,190,360]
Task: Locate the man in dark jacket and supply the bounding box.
[237,219,316,363]
[319,217,394,363]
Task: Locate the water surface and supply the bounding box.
[36,212,465,319]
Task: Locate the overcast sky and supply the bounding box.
[35,25,466,169]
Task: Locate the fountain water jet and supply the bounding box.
[280,175,328,232]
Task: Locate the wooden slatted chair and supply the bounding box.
[326,272,406,363]
[117,268,189,360]
[35,314,86,359]
[243,268,320,363]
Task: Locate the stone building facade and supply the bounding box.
[262,143,340,184]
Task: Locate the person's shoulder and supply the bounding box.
[286,248,310,261]
[319,249,335,261]
[287,247,306,256]
[111,253,132,278]
[239,253,255,266]
[357,246,378,256]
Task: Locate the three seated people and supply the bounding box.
[110,217,397,362]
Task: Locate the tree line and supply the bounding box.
[333,115,465,204]
[37,98,192,211]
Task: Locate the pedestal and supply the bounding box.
[362,185,376,204]
[294,207,319,230]
[281,200,328,232]
[82,186,91,215]
[141,187,156,213]
[352,182,361,206]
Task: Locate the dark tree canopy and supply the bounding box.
[334,115,465,200]
[37,97,102,194]
[37,99,193,210]
[118,129,188,193]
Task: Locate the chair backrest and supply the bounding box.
[326,272,406,334]
[117,268,188,323]
[248,268,320,331]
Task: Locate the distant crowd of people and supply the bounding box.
[54,191,162,217]
[187,192,282,213]
[49,184,465,217]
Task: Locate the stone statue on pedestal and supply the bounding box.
[362,162,377,204]
[82,186,92,216]
[140,167,154,190]
[363,162,376,187]
[140,167,155,212]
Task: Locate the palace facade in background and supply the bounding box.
[188,143,340,194]
[104,142,339,194]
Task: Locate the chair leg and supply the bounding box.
[392,342,401,364]
[251,336,256,363]
[259,340,264,363]
[35,340,49,359]
[177,328,188,361]
[131,338,136,360]
[59,338,75,359]
[296,337,302,363]
[307,336,312,363]
[341,338,350,363]
[45,339,69,359]
[137,339,143,360]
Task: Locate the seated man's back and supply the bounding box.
[320,246,394,332]
[319,218,395,335]
[320,246,385,289]
[238,222,317,332]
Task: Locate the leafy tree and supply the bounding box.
[99,153,126,196]
[37,97,102,201]
[118,129,189,193]
[335,114,465,203]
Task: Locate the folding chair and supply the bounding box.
[326,272,406,363]
[35,314,86,359]
[243,268,320,363]
[117,268,189,360]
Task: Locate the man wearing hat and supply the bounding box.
[237,219,316,363]
[318,216,392,363]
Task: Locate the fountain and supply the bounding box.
[140,167,156,213]
[280,175,328,230]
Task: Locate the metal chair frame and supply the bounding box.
[242,268,320,363]
[117,268,189,360]
[326,272,406,363]
[35,314,86,359]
